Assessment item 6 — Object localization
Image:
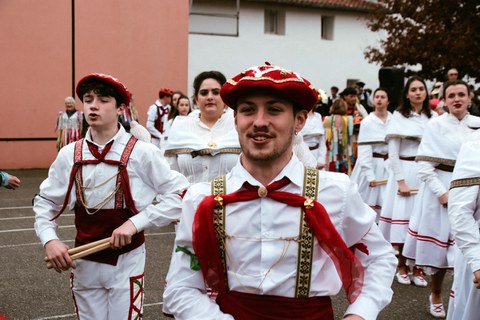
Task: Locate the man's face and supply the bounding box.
[83,91,124,131]
[343,94,357,106]
[235,93,307,167]
[447,69,458,81]
[65,101,76,111]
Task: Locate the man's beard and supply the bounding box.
[240,133,293,163]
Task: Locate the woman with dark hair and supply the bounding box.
[163,71,240,183]
[402,80,478,318]
[350,87,392,221]
[378,76,436,289]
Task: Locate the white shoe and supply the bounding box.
[429,295,446,318]
[412,275,428,287]
[396,272,411,285]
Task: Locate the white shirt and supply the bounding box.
[146,100,169,139]
[164,111,240,183]
[34,126,189,246]
[164,155,397,320]
[448,133,480,272]
[299,112,326,165]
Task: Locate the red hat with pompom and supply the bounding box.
[220,62,318,111]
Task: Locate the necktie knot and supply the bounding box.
[87,140,114,162]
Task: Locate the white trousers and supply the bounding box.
[70,244,145,320]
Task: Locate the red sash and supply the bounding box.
[218,290,333,320]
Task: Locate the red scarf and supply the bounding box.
[192,177,365,304]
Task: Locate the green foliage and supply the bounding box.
[364,0,480,81]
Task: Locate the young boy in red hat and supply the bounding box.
[146,87,173,148]
[163,63,396,319]
[34,73,189,319]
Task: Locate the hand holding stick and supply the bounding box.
[45,238,111,269]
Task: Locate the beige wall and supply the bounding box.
[0,0,189,169]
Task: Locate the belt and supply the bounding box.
[436,163,454,172]
[399,156,416,161]
[309,143,320,151]
[372,152,388,160]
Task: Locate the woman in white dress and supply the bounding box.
[350,88,392,221]
[164,71,240,184]
[403,80,477,318]
[378,76,436,288]
[299,108,326,169]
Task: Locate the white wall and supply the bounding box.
[188,2,384,101]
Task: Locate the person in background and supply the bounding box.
[146,87,173,148]
[447,129,480,320]
[403,80,477,318]
[163,71,240,184]
[56,96,85,151]
[0,171,21,189]
[163,95,192,144]
[163,62,396,320]
[355,81,373,114]
[350,87,392,221]
[34,73,188,320]
[118,93,139,132]
[378,75,435,291]
[300,105,326,170]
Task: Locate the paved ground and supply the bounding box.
[0,169,453,319]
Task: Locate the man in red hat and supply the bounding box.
[34,73,189,319]
[163,63,396,319]
[146,87,173,148]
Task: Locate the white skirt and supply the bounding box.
[402,169,455,270]
[378,159,421,244]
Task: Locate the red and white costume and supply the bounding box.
[34,126,189,320]
[447,131,480,319]
[163,156,397,319]
[146,100,170,148]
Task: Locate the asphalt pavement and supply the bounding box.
[0,169,453,319]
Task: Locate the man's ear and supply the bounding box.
[295,109,308,133]
[117,103,126,115]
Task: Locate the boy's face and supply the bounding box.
[82,91,124,131]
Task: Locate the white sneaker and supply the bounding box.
[429,295,446,318]
[396,272,411,285]
[412,275,428,287]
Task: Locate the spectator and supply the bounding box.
[56,96,85,151]
[146,87,173,148]
[0,171,21,189]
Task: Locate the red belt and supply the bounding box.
[309,143,320,151]
[436,164,454,172]
[399,156,415,161]
[372,152,388,160]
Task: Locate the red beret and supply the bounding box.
[159,87,173,97]
[76,73,131,106]
[220,62,318,111]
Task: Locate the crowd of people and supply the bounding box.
[30,65,480,319]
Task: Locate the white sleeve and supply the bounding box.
[342,180,397,319]
[317,135,327,165]
[129,146,189,231]
[357,144,375,182]
[33,148,73,246]
[146,105,162,138]
[163,187,235,320]
[388,138,404,181]
[449,185,480,273]
[417,160,446,197]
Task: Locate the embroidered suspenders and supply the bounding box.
[211,167,319,297]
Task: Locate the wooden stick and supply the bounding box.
[45,238,111,269]
[397,188,419,195]
[373,179,388,185]
[44,238,111,262]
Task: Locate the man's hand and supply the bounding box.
[45,239,76,273]
[397,180,411,197]
[6,174,21,190]
[474,270,480,289]
[111,220,138,249]
[439,192,448,208]
[343,315,364,320]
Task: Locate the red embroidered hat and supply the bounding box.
[220,62,318,111]
[76,73,131,106]
[159,87,173,97]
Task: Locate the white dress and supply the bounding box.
[378,110,436,244]
[164,110,240,184]
[447,132,480,319]
[350,112,391,221]
[402,113,477,271]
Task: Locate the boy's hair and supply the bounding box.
[77,80,123,108]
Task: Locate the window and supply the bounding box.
[190,0,239,36]
[264,9,285,35]
[321,15,334,40]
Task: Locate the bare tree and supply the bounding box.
[365,0,480,81]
